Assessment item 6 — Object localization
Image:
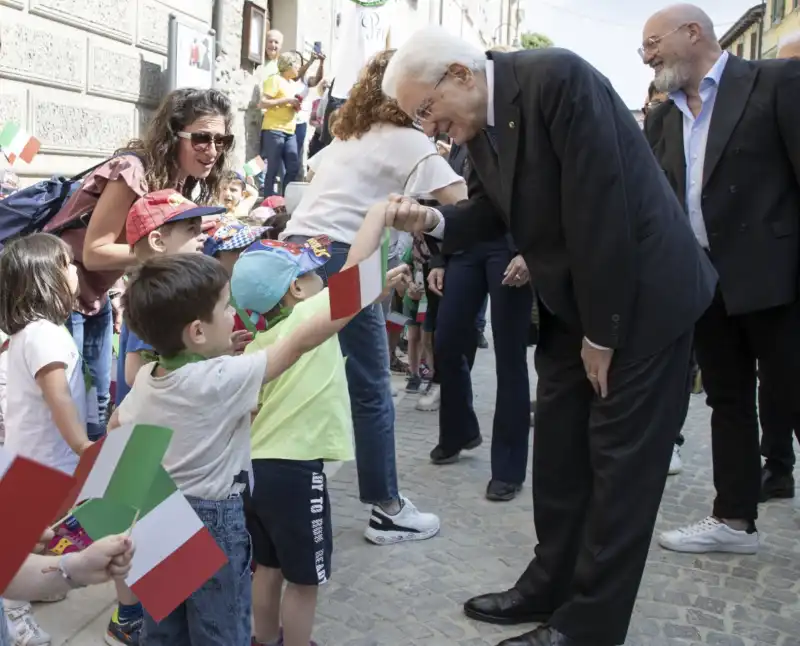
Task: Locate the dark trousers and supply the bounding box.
[759,378,799,475]
[260,130,299,198]
[695,288,800,520]
[435,239,532,485]
[516,309,692,645]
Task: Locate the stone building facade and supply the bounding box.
[1,0,520,185]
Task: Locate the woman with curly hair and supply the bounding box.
[36,87,234,646]
[280,50,465,554]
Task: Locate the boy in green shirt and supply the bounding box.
[231,212,409,646]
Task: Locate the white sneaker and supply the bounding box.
[659,517,759,554]
[668,446,683,475]
[416,384,440,411]
[364,495,440,545]
[5,602,52,646]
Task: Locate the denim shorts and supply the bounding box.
[141,496,252,646]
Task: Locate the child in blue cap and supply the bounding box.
[232,205,409,646]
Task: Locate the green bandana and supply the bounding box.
[158,352,207,372]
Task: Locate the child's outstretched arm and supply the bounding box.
[37,364,92,455]
[259,201,403,384]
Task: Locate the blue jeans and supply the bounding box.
[476,295,489,333]
[285,237,399,504]
[260,130,299,198]
[142,496,252,646]
[436,239,533,484]
[295,122,308,162]
[66,300,112,441]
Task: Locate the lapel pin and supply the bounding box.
[509,121,516,129]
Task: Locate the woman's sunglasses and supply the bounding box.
[177,131,234,152]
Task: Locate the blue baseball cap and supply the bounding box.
[231,236,332,314]
[203,221,270,257]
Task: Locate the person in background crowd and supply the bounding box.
[642,4,800,556]
[220,171,259,220]
[281,49,467,545]
[291,51,326,171]
[43,86,235,646]
[756,30,800,501]
[260,29,284,80]
[260,53,303,198]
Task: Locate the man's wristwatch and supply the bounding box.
[58,554,86,589]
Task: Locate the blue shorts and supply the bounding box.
[141,496,252,646]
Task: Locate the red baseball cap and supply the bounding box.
[126,189,226,245]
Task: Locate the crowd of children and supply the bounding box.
[0,152,417,646]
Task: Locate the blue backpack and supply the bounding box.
[0,156,125,250]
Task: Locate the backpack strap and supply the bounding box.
[231,296,258,335]
[68,151,142,183]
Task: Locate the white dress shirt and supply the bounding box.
[668,51,730,249]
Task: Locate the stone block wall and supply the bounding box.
[0,0,212,182]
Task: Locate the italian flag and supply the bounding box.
[0,122,41,165]
[329,231,389,320]
[125,469,228,623]
[58,424,173,528]
[416,297,428,323]
[0,448,76,593]
[243,155,265,177]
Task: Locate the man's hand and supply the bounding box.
[501,255,530,287]
[67,535,135,585]
[229,330,254,355]
[581,338,614,398]
[384,194,439,233]
[428,267,445,296]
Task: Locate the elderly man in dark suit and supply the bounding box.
[643,4,800,553]
[379,25,717,646]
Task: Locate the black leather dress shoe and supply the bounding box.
[430,435,483,464]
[486,480,523,501]
[497,625,608,646]
[760,467,795,502]
[464,588,551,625]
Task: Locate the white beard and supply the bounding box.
[653,63,691,94]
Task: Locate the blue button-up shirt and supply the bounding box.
[669,51,729,249]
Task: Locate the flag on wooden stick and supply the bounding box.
[0,448,76,593]
[0,122,41,165]
[125,468,228,622]
[242,156,266,177]
[328,231,389,320]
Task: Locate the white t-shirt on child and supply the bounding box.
[5,320,86,474]
[116,352,267,500]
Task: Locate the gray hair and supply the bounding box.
[382,26,486,98]
[778,31,800,49]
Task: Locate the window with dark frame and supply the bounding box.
[772,0,785,23]
[750,32,758,59]
[736,42,744,57]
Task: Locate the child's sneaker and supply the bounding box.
[5,602,51,646]
[105,607,142,646]
[405,373,423,393]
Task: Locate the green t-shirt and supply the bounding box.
[245,288,354,462]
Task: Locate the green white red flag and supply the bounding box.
[124,467,228,622]
[328,230,389,319]
[0,122,41,165]
[243,156,265,177]
[0,448,75,593]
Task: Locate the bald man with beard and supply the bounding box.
[778,32,800,59]
[643,4,800,556]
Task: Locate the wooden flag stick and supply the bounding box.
[126,509,141,537]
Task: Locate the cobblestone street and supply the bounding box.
[39,341,800,646]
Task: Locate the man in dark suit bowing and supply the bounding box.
[380,26,717,646]
[642,4,800,550]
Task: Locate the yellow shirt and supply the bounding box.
[246,288,354,461]
[261,74,297,134]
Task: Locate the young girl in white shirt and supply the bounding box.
[0,232,90,645]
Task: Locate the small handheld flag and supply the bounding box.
[0,122,41,165]
[329,231,390,320]
[243,156,266,177]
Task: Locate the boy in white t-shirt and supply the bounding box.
[110,204,399,644]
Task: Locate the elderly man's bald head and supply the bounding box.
[641,4,722,94]
[778,32,800,59]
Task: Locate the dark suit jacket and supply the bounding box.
[645,55,800,316]
[440,48,717,358]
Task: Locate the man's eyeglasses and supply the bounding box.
[638,23,687,61]
[413,70,450,124]
[177,131,235,152]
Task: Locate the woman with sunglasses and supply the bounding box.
[41,87,233,646]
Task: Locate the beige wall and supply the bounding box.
[762,0,800,57]
[723,23,761,59]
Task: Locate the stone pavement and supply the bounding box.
[37,343,800,646]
